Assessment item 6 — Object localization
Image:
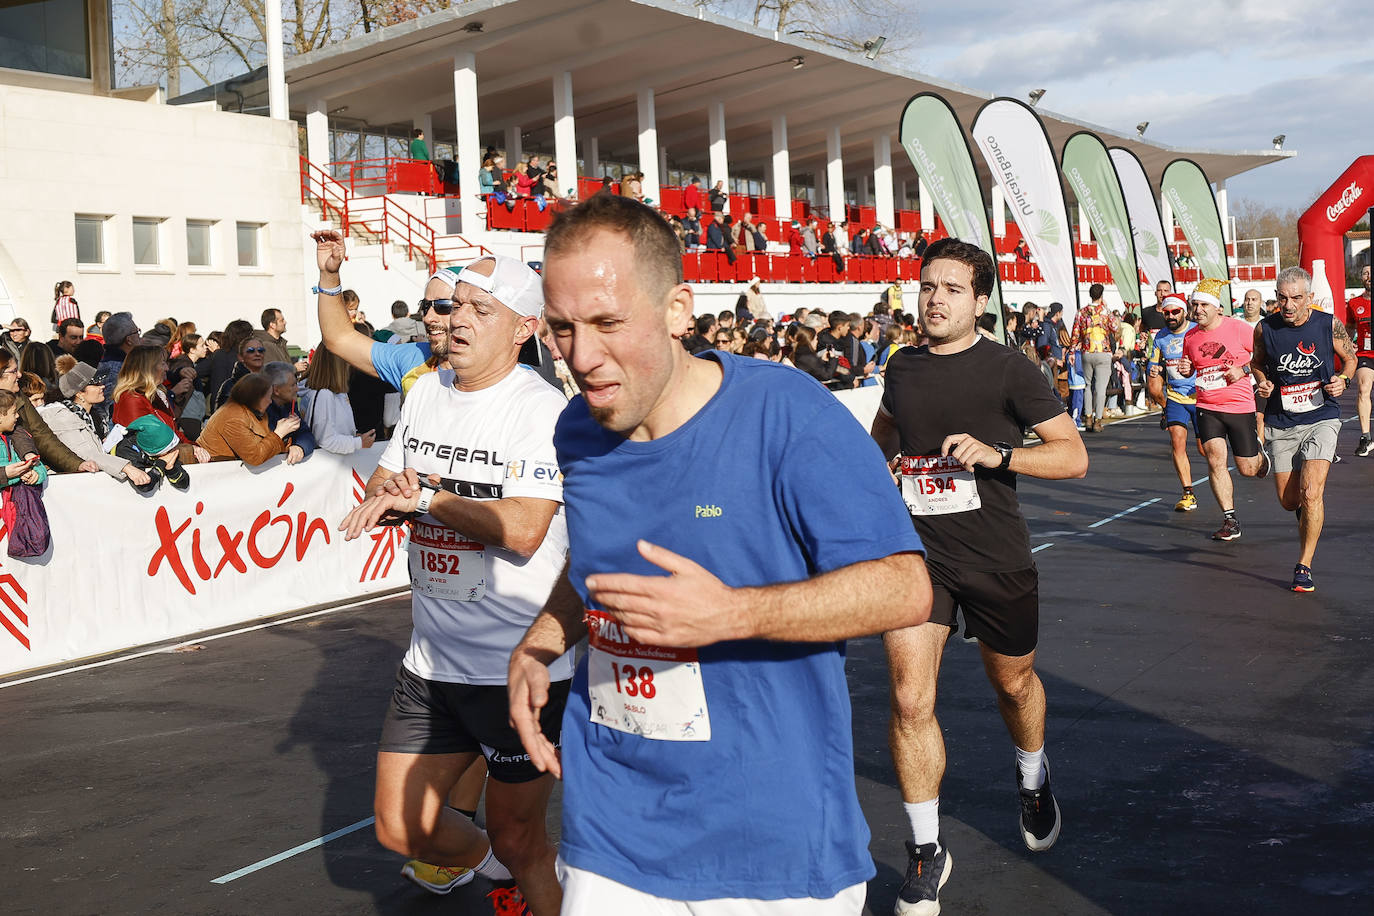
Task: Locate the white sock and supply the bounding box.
[474,843,512,881]
[1017,745,1046,790]
[903,798,940,850]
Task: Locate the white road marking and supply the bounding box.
[1088,498,1163,529]
[211,817,376,884]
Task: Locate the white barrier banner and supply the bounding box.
[0,447,409,677]
[973,98,1080,321]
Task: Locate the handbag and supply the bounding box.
[2,482,51,558]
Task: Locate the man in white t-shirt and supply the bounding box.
[341,253,571,916]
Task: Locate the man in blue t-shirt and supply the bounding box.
[1146,294,1204,512]
[508,194,931,914]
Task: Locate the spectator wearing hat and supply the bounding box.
[263,361,314,463]
[96,312,143,400]
[787,220,804,255]
[0,349,89,473]
[198,373,302,466]
[141,323,173,351]
[114,415,189,493]
[743,276,768,322]
[40,362,151,485]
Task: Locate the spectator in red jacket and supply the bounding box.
[787,221,804,255]
[684,176,703,212]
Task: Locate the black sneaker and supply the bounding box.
[1212,517,1241,541]
[895,839,952,915]
[1018,767,1061,852]
[1357,436,1372,458]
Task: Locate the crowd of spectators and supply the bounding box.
[0,284,406,512]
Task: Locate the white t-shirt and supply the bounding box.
[379,365,573,684]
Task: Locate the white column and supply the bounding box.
[1079,203,1091,244]
[873,134,894,229]
[918,177,933,232]
[453,52,482,236]
[708,100,729,213]
[816,168,828,213]
[990,184,1006,238]
[552,71,577,191]
[859,174,871,207]
[306,98,329,168]
[504,126,522,166]
[1216,179,1230,243]
[264,0,287,120]
[771,114,791,221]
[636,86,660,206]
[826,125,844,224]
[583,136,599,179]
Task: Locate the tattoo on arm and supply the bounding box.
[1334,321,1357,367]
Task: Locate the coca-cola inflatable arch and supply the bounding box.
[1297,155,1373,320]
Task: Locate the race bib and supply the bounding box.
[1196,365,1229,391]
[1164,358,1186,382]
[408,520,487,602]
[1279,380,1324,414]
[584,610,710,742]
[901,455,981,516]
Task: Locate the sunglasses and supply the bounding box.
[244,347,266,354]
[1161,309,1184,317]
[419,298,455,316]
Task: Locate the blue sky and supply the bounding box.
[907,0,1373,211]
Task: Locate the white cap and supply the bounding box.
[427,256,545,318]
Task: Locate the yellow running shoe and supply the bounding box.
[401,859,474,894]
[1174,492,1198,512]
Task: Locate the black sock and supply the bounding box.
[446,805,477,821]
[1183,486,1193,494]
[1224,509,1237,521]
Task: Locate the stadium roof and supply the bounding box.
[178,0,1292,188]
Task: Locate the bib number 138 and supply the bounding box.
[609,662,657,699]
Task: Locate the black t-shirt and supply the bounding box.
[1140,305,1166,331]
[880,336,1065,570]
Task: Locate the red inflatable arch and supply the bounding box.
[1297,155,1374,321]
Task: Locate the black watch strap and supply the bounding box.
[994,442,1014,470]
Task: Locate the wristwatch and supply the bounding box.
[414,484,438,515]
[993,442,1014,470]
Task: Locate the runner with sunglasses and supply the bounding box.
[1146,294,1204,511]
[313,230,454,395]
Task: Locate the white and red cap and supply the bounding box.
[1160,294,1188,312]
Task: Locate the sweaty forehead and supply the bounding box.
[1276,281,1308,297]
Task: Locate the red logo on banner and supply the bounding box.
[147,482,332,596]
[0,522,30,651]
[353,470,405,582]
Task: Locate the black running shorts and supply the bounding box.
[1357,355,1374,373]
[1196,407,1260,458]
[378,665,570,784]
[925,557,1040,657]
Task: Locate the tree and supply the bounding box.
[1231,197,1301,273]
[704,0,913,60]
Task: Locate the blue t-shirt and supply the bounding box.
[369,340,430,391]
[1150,323,1198,403]
[555,353,922,900]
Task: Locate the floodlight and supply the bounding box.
[1136,121,1149,136]
[863,37,887,60]
[792,56,805,70]
[1028,89,1046,107]
[1272,134,1286,150]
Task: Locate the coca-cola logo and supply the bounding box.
[1326,181,1364,222]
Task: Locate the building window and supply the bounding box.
[186,220,214,268]
[0,0,92,79]
[75,215,105,265]
[236,222,261,268]
[133,217,163,267]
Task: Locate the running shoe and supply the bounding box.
[895,839,952,915]
[1357,435,1372,457]
[400,860,474,895]
[1212,517,1242,541]
[1018,767,1061,852]
[1291,564,1315,593]
[487,884,531,916]
[1174,492,1198,512]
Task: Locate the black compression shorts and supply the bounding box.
[1196,408,1260,458]
[379,665,570,783]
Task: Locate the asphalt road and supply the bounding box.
[2,413,1371,915]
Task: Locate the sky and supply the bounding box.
[904,0,1373,213]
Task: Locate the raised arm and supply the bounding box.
[312,231,379,377]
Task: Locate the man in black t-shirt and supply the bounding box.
[1140,279,1172,332]
[817,310,854,389]
[871,238,1089,916]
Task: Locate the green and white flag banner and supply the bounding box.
[1061,132,1142,306]
[973,98,1079,321]
[1161,159,1231,305]
[1109,147,1174,289]
[900,93,1003,320]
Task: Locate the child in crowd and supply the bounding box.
[113,415,190,494]
[1066,348,1086,429]
[0,390,46,488]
